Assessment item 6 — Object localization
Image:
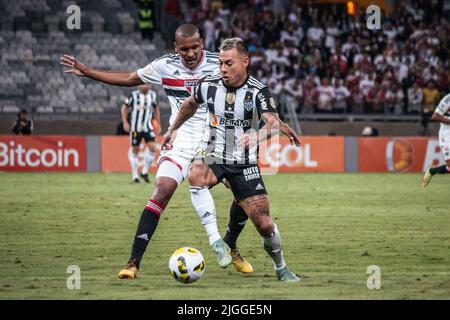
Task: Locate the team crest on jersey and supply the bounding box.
[244,99,253,111]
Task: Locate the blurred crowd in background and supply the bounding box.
[170,0,449,117]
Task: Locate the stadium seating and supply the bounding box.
[0,0,169,119]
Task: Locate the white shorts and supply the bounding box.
[155,148,198,185]
[440,142,450,161]
[439,131,450,161]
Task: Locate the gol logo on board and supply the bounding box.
[386,138,414,172]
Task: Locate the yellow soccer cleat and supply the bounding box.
[230,248,253,274]
[118,262,138,279]
[422,168,433,187]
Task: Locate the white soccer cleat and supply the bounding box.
[211,239,232,268]
[422,168,433,187]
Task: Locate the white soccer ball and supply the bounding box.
[169,247,205,284]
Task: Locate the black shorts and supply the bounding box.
[209,162,268,201]
[130,131,155,147]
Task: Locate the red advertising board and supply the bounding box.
[101,136,162,173]
[358,137,445,172]
[0,135,86,172]
[259,136,345,173]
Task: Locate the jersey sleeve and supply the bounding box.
[137,59,163,85]
[256,87,278,115]
[193,78,206,104]
[435,94,450,115]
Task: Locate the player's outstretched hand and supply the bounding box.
[60,54,87,77]
[280,123,301,147]
[161,129,177,150]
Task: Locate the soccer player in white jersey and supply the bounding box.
[121,84,160,183]
[60,24,252,279]
[422,93,450,186]
[162,38,301,282]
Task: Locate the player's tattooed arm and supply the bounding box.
[260,112,301,147]
[162,96,199,150]
[432,112,450,125]
[60,54,143,86]
[239,113,301,148]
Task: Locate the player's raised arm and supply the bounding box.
[59,54,143,87]
[161,95,199,150]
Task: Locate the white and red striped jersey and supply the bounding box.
[137,50,219,151]
[435,93,450,140]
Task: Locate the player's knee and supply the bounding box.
[256,218,274,238]
[188,165,208,187]
[250,213,273,237]
[152,179,177,206]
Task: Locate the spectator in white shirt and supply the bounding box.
[316,77,335,112]
[307,20,325,46]
[333,79,351,113]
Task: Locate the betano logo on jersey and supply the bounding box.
[209,114,252,127]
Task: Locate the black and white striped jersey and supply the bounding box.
[194,74,278,164]
[124,89,158,133]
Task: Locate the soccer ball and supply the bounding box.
[169,247,205,284]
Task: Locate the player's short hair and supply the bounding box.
[175,24,201,40]
[219,38,249,56]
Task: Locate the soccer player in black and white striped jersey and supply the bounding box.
[121,84,160,183]
[163,38,302,282]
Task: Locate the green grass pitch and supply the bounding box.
[0,172,449,299]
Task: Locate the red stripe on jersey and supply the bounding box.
[162,78,186,87]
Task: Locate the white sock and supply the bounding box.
[190,187,221,245]
[142,148,154,175]
[129,152,139,180]
[262,223,286,270]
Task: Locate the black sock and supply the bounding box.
[129,208,160,269]
[429,165,449,175]
[223,201,248,250]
